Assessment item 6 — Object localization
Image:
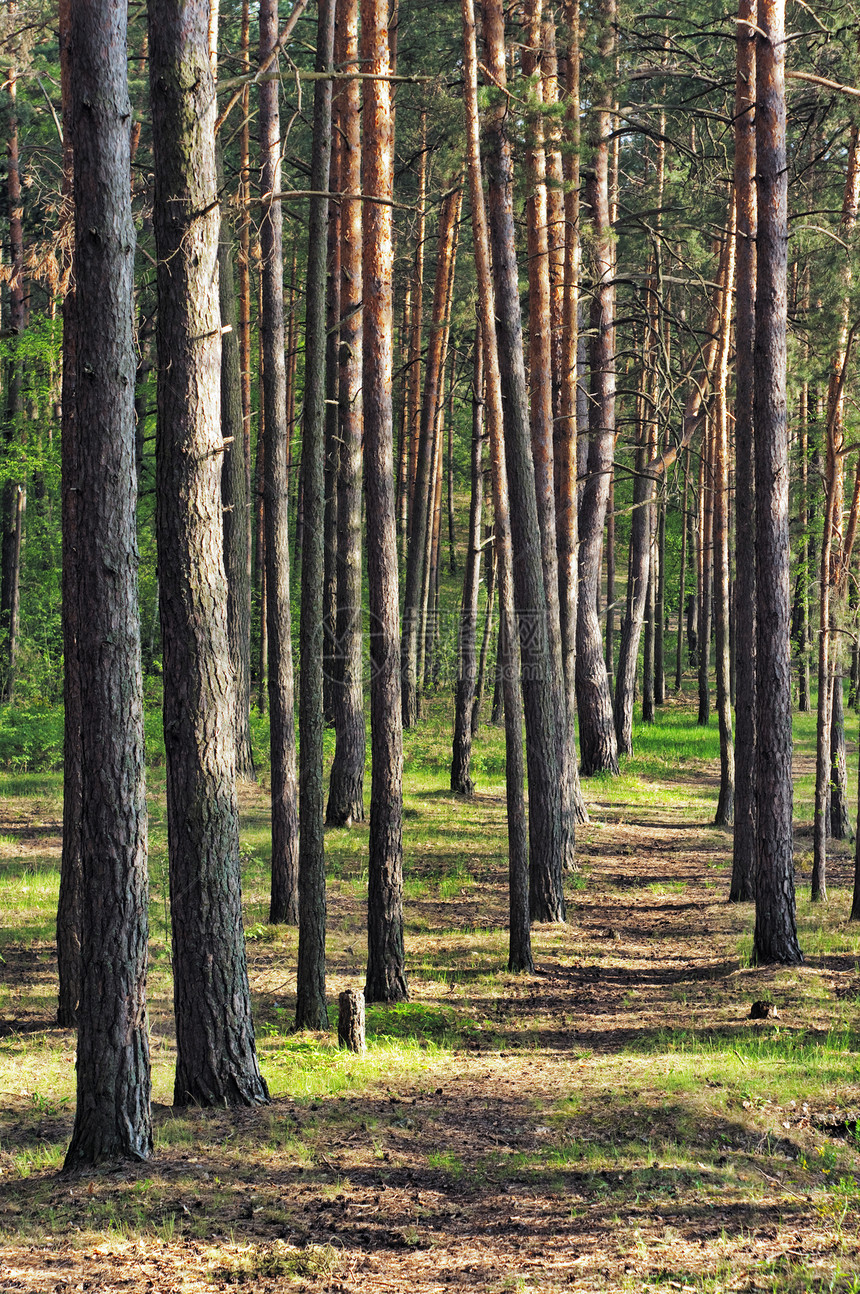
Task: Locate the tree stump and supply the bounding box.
[338,989,366,1053]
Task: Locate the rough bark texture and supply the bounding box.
[362,0,408,1004]
[295,0,335,1034]
[484,0,567,924]
[149,0,269,1105]
[731,0,757,901]
[751,0,802,966]
[63,0,151,1165]
[326,0,366,828]
[338,989,366,1053]
[259,0,299,926]
[576,0,620,777]
[523,0,576,876]
[57,0,82,1030]
[462,0,532,970]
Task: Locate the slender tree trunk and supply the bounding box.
[698,413,714,726]
[402,184,461,727]
[218,149,256,782]
[295,0,335,1032]
[362,0,408,1003]
[0,41,26,703]
[462,0,532,969]
[731,0,758,900]
[327,0,365,829]
[149,0,269,1104]
[63,0,151,1164]
[714,200,737,827]
[674,449,689,693]
[254,259,267,712]
[473,529,495,736]
[57,0,81,1030]
[452,327,484,795]
[322,51,342,733]
[830,661,851,839]
[406,110,427,531]
[751,0,802,965]
[484,0,568,921]
[260,0,299,925]
[576,0,619,777]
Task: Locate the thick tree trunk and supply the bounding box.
[322,61,342,734]
[327,0,366,829]
[731,0,758,901]
[149,0,269,1104]
[63,0,151,1165]
[576,0,620,777]
[260,0,299,926]
[462,0,532,969]
[523,0,576,875]
[751,0,802,965]
[362,0,408,1004]
[295,0,335,1033]
[484,0,568,922]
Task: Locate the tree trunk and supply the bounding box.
[218,151,256,783]
[57,0,82,1030]
[731,0,757,900]
[698,412,714,726]
[62,0,152,1166]
[327,0,366,829]
[462,0,532,970]
[0,44,26,704]
[322,56,342,734]
[401,184,461,727]
[260,0,299,926]
[484,0,568,922]
[674,449,689,693]
[523,0,576,875]
[713,200,737,827]
[751,0,802,965]
[473,528,495,736]
[576,0,620,777]
[451,327,484,796]
[295,0,335,1033]
[362,0,408,1004]
[830,661,851,840]
[149,0,269,1104]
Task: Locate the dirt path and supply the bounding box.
[2,764,860,1292]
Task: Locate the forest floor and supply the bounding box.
[3,697,860,1291]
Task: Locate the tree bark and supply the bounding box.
[63,0,152,1165]
[149,0,269,1104]
[362,0,408,1004]
[713,200,737,827]
[57,0,82,1030]
[576,0,619,777]
[451,326,484,796]
[401,184,461,727]
[462,0,532,970]
[751,0,802,966]
[260,0,299,926]
[295,0,335,1033]
[218,150,256,783]
[731,0,757,901]
[327,0,366,829]
[484,0,568,922]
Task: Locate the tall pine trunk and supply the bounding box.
[149,0,269,1104]
[260,0,299,926]
[362,0,408,1003]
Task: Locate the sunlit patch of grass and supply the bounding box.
[259,1029,448,1101]
[209,1240,339,1286]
